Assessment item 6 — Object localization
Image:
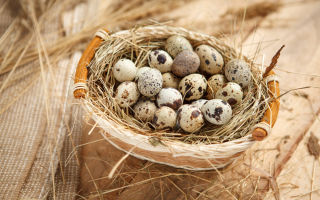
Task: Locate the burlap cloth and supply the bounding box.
[0,2,95,199]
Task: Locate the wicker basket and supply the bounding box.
[73,26,280,170]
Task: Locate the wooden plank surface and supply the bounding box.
[79,0,320,199]
[242,1,320,199]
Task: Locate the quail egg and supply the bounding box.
[133,100,157,122]
[177,105,204,133]
[179,74,207,101]
[195,44,224,75]
[115,81,140,108]
[113,59,137,82]
[206,74,227,99]
[157,88,183,110]
[215,82,243,107]
[165,35,193,57]
[162,72,180,89]
[153,106,177,130]
[148,50,173,73]
[137,68,163,97]
[201,99,232,125]
[135,66,150,81]
[225,59,252,87]
[172,50,200,77]
[191,99,208,110]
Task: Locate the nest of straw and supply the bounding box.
[84,25,269,145]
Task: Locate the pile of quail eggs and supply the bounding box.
[113,35,252,134]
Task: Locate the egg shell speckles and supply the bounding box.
[148,50,173,73]
[215,82,243,107]
[165,35,193,58]
[133,100,157,122]
[135,66,150,81]
[137,68,163,97]
[113,59,137,82]
[157,88,183,110]
[162,72,180,89]
[206,74,227,99]
[115,81,140,108]
[153,106,177,130]
[177,105,204,133]
[179,74,207,101]
[201,99,232,125]
[195,45,224,75]
[172,50,200,77]
[191,99,208,110]
[225,59,252,87]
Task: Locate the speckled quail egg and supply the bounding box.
[177,105,204,133]
[165,35,193,58]
[157,88,183,110]
[195,45,224,75]
[172,50,200,77]
[135,66,150,81]
[133,100,157,122]
[206,74,227,99]
[215,82,243,107]
[191,99,208,110]
[201,99,232,125]
[225,59,252,87]
[148,50,173,73]
[162,72,180,89]
[153,106,177,130]
[113,59,137,82]
[178,74,207,101]
[115,81,140,108]
[137,68,163,97]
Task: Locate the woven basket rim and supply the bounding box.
[82,101,254,170]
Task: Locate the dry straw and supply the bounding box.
[76,25,276,170]
[0,0,284,198]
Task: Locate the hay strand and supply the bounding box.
[263,45,285,78]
